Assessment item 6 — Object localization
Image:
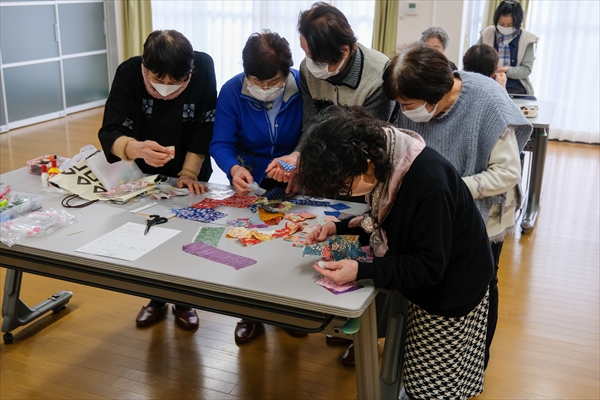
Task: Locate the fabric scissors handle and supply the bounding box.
[145,214,168,235]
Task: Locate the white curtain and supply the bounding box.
[151,0,375,91]
[527,1,599,143]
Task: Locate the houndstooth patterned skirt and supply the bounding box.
[403,291,489,400]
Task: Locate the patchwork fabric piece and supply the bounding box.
[324,210,341,218]
[285,211,317,222]
[302,235,366,261]
[182,241,256,270]
[221,193,258,208]
[225,222,302,246]
[251,198,294,213]
[284,233,307,247]
[193,226,226,247]
[226,218,249,227]
[248,212,268,228]
[264,187,288,201]
[173,207,227,223]
[328,203,351,210]
[258,207,284,223]
[288,198,331,207]
[315,277,363,294]
[191,197,223,209]
[248,182,266,196]
[277,159,296,172]
[403,292,488,399]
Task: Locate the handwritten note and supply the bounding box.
[75,222,180,261]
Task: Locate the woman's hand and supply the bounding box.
[313,259,358,285]
[177,176,207,194]
[230,165,253,196]
[495,72,507,88]
[126,140,174,168]
[305,222,337,244]
[497,66,509,74]
[266,152,300,183]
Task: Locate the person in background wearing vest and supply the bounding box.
[99,30,217,332]
[210,31,306,344]
[478,0,539,96]
[384,42,532,369]
[267,2,395,195]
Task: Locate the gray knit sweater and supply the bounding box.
[396,71,532,221]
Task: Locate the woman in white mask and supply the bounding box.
[99,30,217,332]
[478,0,538,96]
[267,2,394,191]
[384,42,533,370]
[298,106,494,400]
[210,30,306,345]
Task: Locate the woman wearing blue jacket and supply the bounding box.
[210,31,305,344]
[210,31,303,196]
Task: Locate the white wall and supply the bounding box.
[395,0,466,68]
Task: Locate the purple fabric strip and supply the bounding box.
[182,242,257,270]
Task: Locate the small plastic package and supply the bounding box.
[0,208,82,247]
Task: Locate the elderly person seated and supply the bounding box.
[420,26,457,70]
[210,30,306,344]
[299,106,494,399]
[384,42,533,368]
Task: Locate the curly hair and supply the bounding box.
[296,106,392,199]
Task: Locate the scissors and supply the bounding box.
[145,214,168,235]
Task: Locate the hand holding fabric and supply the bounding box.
[495,72,507,88]
[126,140,174,168]
[230,165,253,196]
[305,221,337,244]
[266,152,299,182]
[312,259,358,285]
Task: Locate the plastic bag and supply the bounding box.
[0,208,82,247]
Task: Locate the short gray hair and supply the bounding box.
[420,27,450,50]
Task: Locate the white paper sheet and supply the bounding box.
[75,222,180,261]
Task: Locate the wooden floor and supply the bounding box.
[0,108,598,399]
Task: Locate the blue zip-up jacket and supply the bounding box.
[210,70,303,183]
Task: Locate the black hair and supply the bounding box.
[493,0,524,31]
[242,30,293,80]
[383,42,454,103]
[297,2,357,64]
[142,30,194,81]
[296,106,391,199]
[463,44,499,78]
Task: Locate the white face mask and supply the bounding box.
[496,25,516,35]
[348,175,378,196]
[305,57,344,80]
[151,81,184,97]
[247,83,285,102]
[402,101,440,123]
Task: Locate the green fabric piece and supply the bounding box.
[193,226,226,247]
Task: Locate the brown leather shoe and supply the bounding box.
[135,303,168,327]
[326,334,353,346]
[234,320,261,344]
[285,328,308,338]
[172,306,199,330]
[342,343,355,367]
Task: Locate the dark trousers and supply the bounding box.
[485,240,503,369]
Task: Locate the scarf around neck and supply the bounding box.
[348,126,426,257]
[141,64,190,100]
[496,29,520,67]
